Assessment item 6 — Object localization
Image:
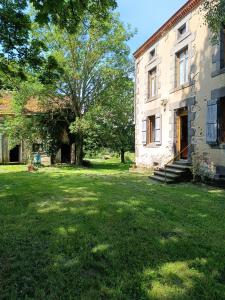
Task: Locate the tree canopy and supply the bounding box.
[5,12,134,165]
[0,0,117,83]
[203,0,225,40]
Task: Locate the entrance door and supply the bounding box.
[61,144,71,163]
[176,109,188,159]
[10,145,20,162]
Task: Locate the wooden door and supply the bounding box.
[176,109,188,160]
[176,115,181,158]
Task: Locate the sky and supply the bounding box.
[116,0,187,54]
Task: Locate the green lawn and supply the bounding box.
[1,159,225,299]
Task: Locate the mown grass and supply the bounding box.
[0,159,225,299]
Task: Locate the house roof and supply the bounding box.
[133,0,202,59]
[0,92,44,115]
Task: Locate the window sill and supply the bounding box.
[170,81,194,94]
[176,32,191,44]
[148,56,158,65]
[211,67,225,78]
[146,95,160,102]
[145,143,160,148]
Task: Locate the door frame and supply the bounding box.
[175,108,188,160]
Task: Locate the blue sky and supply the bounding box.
[116,0,187,54]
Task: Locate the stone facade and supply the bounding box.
[134,0,225,179]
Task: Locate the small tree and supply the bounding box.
[71,74,134,163]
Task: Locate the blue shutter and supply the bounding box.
[142,119,147,145]
[155,113,161,145]
[206,99,219,145]
[220,28,225,69]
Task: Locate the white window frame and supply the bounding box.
[177,47,189,86]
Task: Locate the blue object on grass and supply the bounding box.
[34,152,41,164]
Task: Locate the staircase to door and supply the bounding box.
[150,159,192,184]
[149,107,192,184]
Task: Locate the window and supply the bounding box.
[147,116,155,143]
[150,48,156,60]
[206,98,225,145]
[178,23,186,38]
[220,98,225,143]
[148,68,157,98]
[142,114,161,146]
[176,47,189,86]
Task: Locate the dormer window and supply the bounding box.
[178,23,186,38]
[150,48,156,60]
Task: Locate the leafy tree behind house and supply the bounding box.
[71,74,134,163]
[5,12,134,165]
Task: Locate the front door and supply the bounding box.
[176,109,188,159]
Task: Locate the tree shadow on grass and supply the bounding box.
[0,169,225,299]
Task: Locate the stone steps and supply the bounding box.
[150,160,192,184]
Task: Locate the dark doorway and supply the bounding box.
[176,108,188,160]
[180,115,188,159]
[10,145,20,162]
[61,144,71,163]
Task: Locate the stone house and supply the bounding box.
[134,0,225,181]
[0,92,75,165]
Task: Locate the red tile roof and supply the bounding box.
[0,92,44,115]
[133,0,202,59]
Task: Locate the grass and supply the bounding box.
[1,159,225,299]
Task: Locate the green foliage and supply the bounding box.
[30,0,117,33]
[202,0,225,40]
[35,13,134,164]
[70,73,134,162]
[0,0,117,82]
[3,10,134,165]
[4,115,37,153]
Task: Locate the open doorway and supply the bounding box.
[61,144,71,163]
[9,145,20,162]
[176,108,188,160]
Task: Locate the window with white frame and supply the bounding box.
[148,68,157,98]
[176,47,189,86]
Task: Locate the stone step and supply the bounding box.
[167,163,192,171]
[154,170,180,179]
[159,167,184,175]
[149,175,175,184]
[174,160,192,166]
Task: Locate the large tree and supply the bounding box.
[8,13,134,165]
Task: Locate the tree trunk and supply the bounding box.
[51,154,56,165]
[74,134,84,166]
[120,149,125,164]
